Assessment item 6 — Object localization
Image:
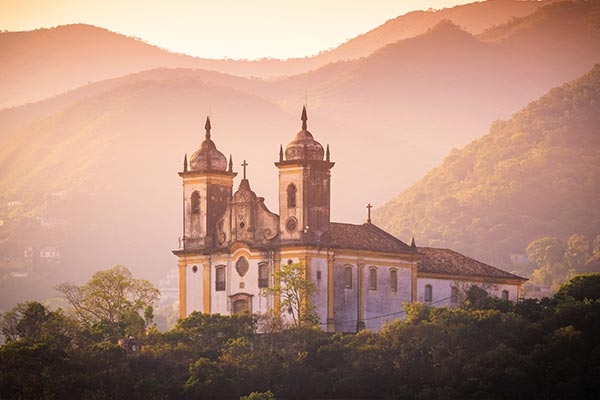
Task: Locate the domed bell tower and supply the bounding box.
[180,117,236,249]
[275,106,334,243]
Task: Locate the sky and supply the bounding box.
[1,0,475,60]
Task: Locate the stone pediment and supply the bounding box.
[216,178,279,246]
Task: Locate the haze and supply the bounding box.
[1,0,474,60]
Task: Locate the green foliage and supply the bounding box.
[240,390,275,400]
[526,234,596,287]
[374,65,600,271]
[263,262,318,328]
[555,273,600,302]
[3,274,600,399]
[56,265,160,342]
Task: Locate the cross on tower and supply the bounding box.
[367,203,373,224]
[241,160,248,179]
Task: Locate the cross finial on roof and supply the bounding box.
[241,160,248,179]
[367,203,373,224]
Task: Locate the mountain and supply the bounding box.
[1,0,599,309]
[267,0,600,207]
[0,0,546,109]
[373,64,600,269]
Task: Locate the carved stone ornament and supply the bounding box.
[236,257,249,277]
[286,217,298,232]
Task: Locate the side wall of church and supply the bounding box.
[332,256,414,332]
[416,277,520,306]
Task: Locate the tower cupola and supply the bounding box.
[284,106,325,161]
[189,116,228,171]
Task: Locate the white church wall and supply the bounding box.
[333,262,358,332]
[186,263,203,315]
[310,256,328,328]
[364,264,412,331]
[417,277,520,306]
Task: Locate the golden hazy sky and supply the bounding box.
[0,0,474,59]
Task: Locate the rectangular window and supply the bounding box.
[369,268,377,290]
[424,284,433,302]
[390,269,398,292]
[344,267,352,289]
[216,267,226,291]
[502,290,509,301]
[258,264,269,288]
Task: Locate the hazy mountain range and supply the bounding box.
[1,0,599,308]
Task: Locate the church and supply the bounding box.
[173,107,526,332]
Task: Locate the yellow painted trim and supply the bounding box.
[273,251,281,314]
[179,262,187,319]
[203,263,211,314]
[327,252,335,332]
[357,261,365,330]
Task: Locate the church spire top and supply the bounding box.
[301,105,307,131]
[205,116,211,140]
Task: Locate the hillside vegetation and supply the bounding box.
[374,64,600,268]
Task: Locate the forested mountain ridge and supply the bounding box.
[373,64,600,268]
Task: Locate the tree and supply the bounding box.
[56,265,160,341]
[565,234,591,271]
[555,273,600,302]
[263,262,318,328]
[526,237,567,286]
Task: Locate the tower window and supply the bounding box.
[390,269,398,292]
[258,263,269,288]
[344,266,352,289]
[191,191,200,214]
[215,266,226,291]
[369,267,377,290]
[424,284,433,302]
[287,183,297,208]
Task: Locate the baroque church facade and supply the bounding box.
[173,107,526,331]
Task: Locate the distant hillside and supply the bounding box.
[0,0,545,109]
[0,0,597,310]
[373,64,600,268]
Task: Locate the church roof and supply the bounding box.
[328,222,414,253]
[417,247,527,282]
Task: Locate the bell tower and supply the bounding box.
[275,106,334,243]
[179,116,236,249]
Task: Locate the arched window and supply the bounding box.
[344,266,352,289]
[191,191,200,214]
[424,284,433,302]
[215,266,226,291]
[287,183,297,208]
[390,269,398,292]
[258,263,269,288]
[369,267,377,290]
[451,287,459,303]
[233,299,249,315]
[502,290,509,301]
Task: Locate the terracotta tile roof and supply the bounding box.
[418,247,527,281]
[327,222,414,253]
